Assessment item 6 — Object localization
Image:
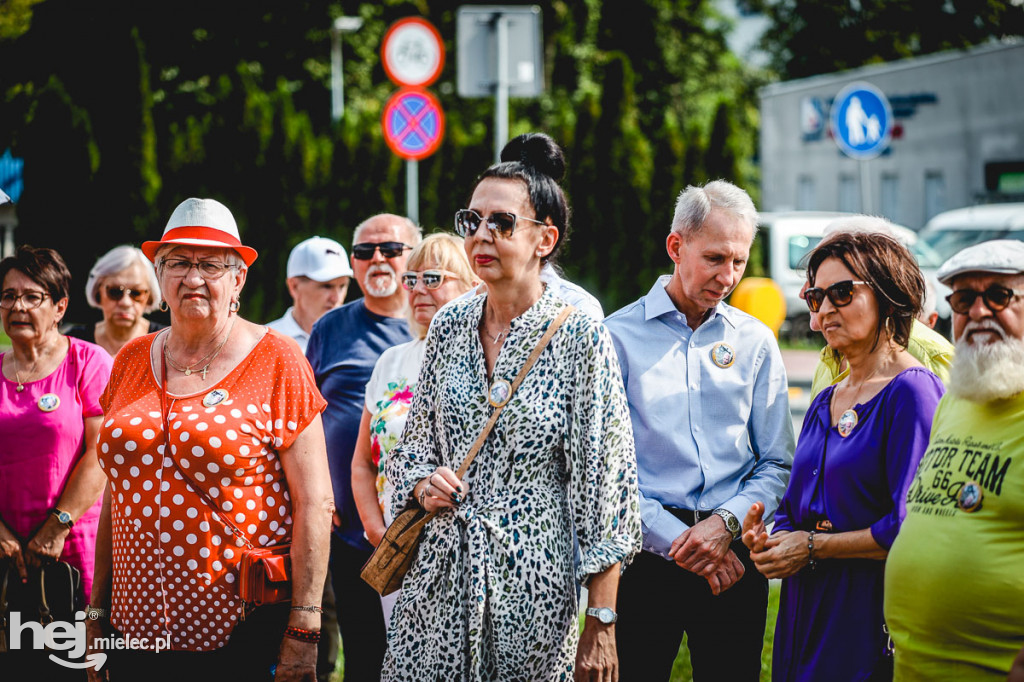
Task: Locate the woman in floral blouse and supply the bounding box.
[382,133,642,681]
[350,232,477,624]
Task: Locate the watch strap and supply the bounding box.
[713,508,740,540]
[85,606,109,620]
[52,508,74,529]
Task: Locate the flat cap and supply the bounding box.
[937,239,1024,285]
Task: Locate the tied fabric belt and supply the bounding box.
[667,507,714,527]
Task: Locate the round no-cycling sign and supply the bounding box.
[382,88,445,161]
[381,17,445,88]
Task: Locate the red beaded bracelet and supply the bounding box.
[283,625,321,644]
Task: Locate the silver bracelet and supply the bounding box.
[290,605,324,614]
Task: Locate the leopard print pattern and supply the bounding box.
[383,288,642,681]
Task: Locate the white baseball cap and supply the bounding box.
[142,197,258,266]
[286,236,353,281]
[937,239,1024,285]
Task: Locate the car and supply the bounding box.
[919,202,1024,334]
[750,211,946,339]
[920,203,1024,262]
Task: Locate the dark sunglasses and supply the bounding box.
[946,285,1024,314]
[454,209,545,240]
[401,269,455,291]
[804,280,869,313]
[105,285,150,302]
[351,242,411,260]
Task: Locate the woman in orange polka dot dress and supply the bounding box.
[86,199,334,682]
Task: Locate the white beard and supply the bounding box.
[363,263,398,298]
[949,322,1024,403]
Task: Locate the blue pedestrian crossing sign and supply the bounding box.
[830,82,893,160]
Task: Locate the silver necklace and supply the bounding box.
[163,320,235,380]
[484,326,510,345]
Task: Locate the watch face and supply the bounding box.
[596,607,615,624]
[57,511,71,524]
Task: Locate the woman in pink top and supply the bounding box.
[0,245,112,603]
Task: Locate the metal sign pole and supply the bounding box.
[860,160,872,213]
[407,159,419,224]
[494,14,510,163]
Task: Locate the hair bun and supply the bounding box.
[500,133,566,182]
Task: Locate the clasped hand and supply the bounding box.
[668,516,744,595]
[416,467,470,513]
[742,501,810,580]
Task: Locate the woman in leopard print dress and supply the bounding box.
[383,133,642,681]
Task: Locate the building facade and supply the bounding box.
[759,41,1024,229]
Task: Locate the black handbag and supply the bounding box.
[0,560,83,652]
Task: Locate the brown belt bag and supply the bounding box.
[361,306,573,596]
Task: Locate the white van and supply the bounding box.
[753,211,946,338]
[920,203,1024,262]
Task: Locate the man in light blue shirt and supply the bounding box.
[605,180,794,681]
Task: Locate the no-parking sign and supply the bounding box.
[381,17,445,88]
[382,88,445,160]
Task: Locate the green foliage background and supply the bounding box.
[0,0,764,324]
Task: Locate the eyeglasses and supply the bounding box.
[104,285,150,302]
[804,280,869,313]
[0,291,49,310]
[946,285,1024,314]
[160,258,238,280]
[454,209,546,240]
[351,242,411,260]
[401,270,456,291]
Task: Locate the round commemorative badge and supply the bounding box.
[957,481,984,513]
[203,389,229,407]
[38,393,61,412]
[710,343,735,368]
[488,379,512,408]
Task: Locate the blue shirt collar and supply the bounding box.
[644,275,739,329]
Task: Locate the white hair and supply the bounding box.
[671,180,758,239]
[823,214,903,241]
[352,214,423,246]
[86,245,162,313]
[949,330,1024,402]
[920,277,937,319]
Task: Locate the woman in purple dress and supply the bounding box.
[743,225,945,681]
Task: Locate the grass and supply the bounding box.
[328,581,781,681]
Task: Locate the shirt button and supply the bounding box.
[702,463,710,470]
[690,384,698,390]
[694,425,701,432]
[812,469,819,476]
[699,502,708,509]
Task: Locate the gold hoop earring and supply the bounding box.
[884,316,894,339]
[159,300,169,313]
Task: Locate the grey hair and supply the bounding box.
[154,244,246,271]
[86,245,162,313]
[823,214,902,240]
[671,180,758,239]
[352,214,423,247]
[920,277,937,319]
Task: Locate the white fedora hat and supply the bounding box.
[142,198,258,266]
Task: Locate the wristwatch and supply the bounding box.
[713,508,741,541]
[85,606,109,620]
[52,508,74,529]
[585,607,618,624]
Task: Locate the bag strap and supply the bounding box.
[159,334,256,551]
[453,305,573,479]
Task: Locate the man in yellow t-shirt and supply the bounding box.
[884,239,1024,681]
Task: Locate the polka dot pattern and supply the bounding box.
[97,330,326,651]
